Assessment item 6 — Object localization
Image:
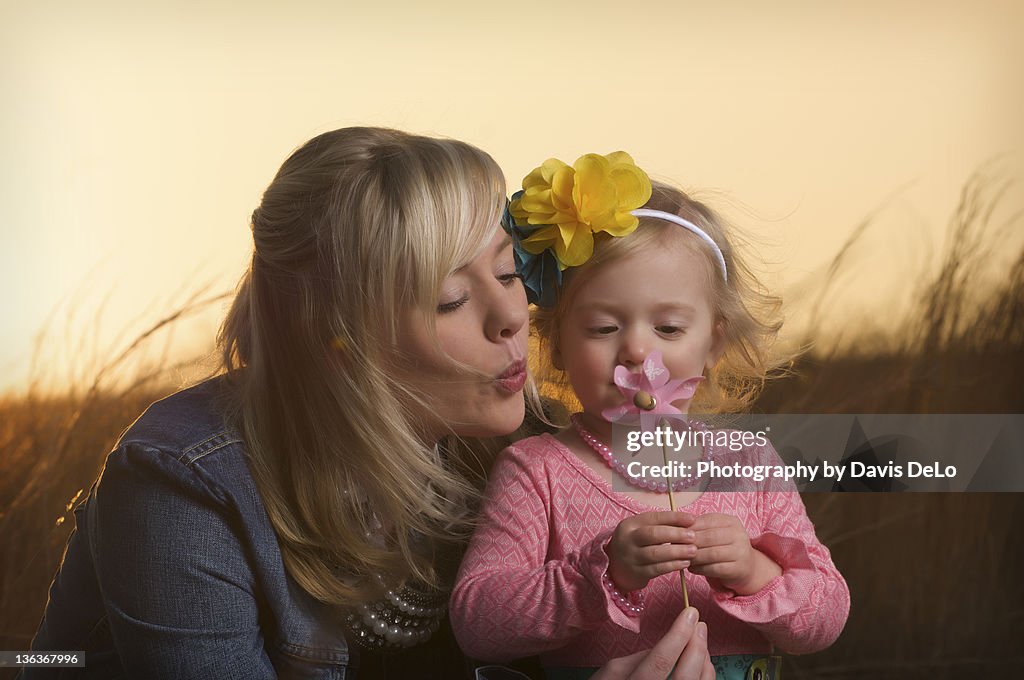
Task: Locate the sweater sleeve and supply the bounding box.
[707,442,851,654]
[450,441,641,663]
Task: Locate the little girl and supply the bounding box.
[449,152,850,679]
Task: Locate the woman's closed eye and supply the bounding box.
[498,272,522,287]
[437,272,521,314]
[437,294,469,314]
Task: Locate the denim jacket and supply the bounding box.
[23,376,362,679]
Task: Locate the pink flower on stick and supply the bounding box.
[601,350,703,427]
[599,349,699,605]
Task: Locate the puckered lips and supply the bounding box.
[496,359,527,393]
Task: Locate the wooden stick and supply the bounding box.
[660,417,689,608]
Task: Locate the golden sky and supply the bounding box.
[1,0,1021,395]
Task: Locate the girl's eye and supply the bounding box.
[656,325,685,335]
[589,326,618,336]
[437,295,469,314]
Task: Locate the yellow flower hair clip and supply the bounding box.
[502,151,727,307]
[509,152,652,268]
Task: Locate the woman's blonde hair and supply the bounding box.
[218,127,506,606]
[532,181,788,416]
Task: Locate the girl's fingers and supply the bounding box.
[692,545,735,565]
[646,560,691,579]
[637,511,697,528]
[638,543,697,565]
[689,513,732,530]
[636,525,697,547]
[693,527,734,548]
[688,561,740,581]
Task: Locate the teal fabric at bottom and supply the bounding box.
[544,653,781,680]
[711,654,781,680]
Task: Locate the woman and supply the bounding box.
[23,127,714,679]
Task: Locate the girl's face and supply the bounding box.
[395,227,529,441]
[556,239,724,430]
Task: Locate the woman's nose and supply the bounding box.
[486,279,528,342]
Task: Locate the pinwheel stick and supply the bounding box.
[657,415,689,608]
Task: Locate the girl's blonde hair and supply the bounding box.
[218,127,506,606]
[532,181,788,416]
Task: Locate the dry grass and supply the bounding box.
[760,160,1024,677]
[760,158,1024,415]
[0,286,228,660]
[0,165,1021,678]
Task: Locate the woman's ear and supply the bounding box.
[706,320,727,371]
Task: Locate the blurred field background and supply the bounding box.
[1,162,1021,679]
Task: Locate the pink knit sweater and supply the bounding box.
[450,433,850,668]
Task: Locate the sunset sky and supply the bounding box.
[1,1,1021,395]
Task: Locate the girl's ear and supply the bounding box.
[552,342,565,371]
[706,320,727,371]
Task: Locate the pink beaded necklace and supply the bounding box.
[571,413,710,493]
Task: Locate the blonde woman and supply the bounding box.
[23,128,713,680]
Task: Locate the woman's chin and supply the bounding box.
[452,398,526,439]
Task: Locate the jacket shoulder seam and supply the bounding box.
[176,431,245,466]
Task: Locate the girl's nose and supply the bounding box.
[617,330,648,367]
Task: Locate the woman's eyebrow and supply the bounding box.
[493,232,513,253]
[452,232,514,274]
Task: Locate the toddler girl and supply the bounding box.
[450,152,849,679]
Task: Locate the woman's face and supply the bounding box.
[395,227,529,441]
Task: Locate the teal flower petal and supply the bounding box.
[503,191,562,307]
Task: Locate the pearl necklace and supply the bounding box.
[344,574,448,650]
[571,414,709,493]
[341,513,449,651]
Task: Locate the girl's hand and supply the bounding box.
[689,513,782,595]
[606,511,697,592]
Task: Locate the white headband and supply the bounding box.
[630,208,728,281]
